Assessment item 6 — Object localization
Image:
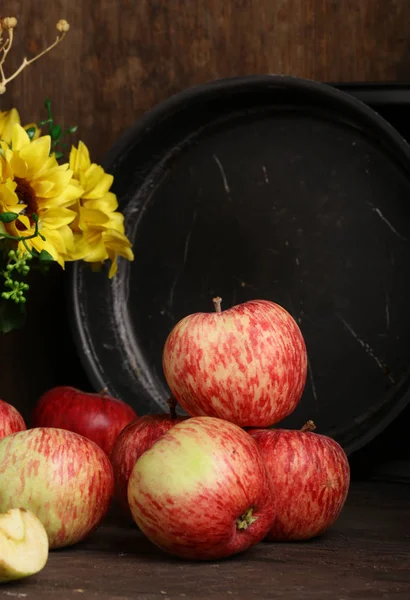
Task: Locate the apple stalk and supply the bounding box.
[212,296,222,313]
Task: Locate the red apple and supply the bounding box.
[0,427,114,549]
[0,400,26,440]
[127,416,276,560]
[111,400,187,517]
[249,422,350,541]
[32,386,137,456]
[162,297,307,427]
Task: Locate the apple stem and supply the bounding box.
[166,398,178,419]
[301,420,316,432]
[236,507,258,531]
[213,297,222,313]
[99,387,109,396]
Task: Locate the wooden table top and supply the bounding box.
[2,481,409,599]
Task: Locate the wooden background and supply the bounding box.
[2,0,410,421]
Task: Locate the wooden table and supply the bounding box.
[2,481,409,599]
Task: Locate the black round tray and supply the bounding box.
[70,75,410,455]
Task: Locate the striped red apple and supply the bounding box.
[127,416,276,560]
[0,428,114,549]
[162,298,307,427]
[249,422,350,541]
[111,400,187,517]
[0,399,26,440]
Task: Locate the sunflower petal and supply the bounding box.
[0,109,21,145]
[80,207,110,226]
[82,192,119,213]
[11,124,30,151]
[69,141,91,178]
[43,228,73,255]
[106,211,125,233]
[103,228,134,255]
[20,135,51,176]
[16,214,31,229]
[82,239,108,262]
[23,122,41,140]
[41,207,76,229]
[31,179,54,196]
[8,151,28,178]
[82,164,113,199]
[107,252,118,278]
[52,179,83,206]
[65,232,90,261]
[58,225,75,253]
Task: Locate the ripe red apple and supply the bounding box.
[162,297,307,427]
[0,427,114,549]
[111,399,187,517]
[32,386,137,456]
[0,399,26,440]
[249,422,350,541]
[127,416,276,560]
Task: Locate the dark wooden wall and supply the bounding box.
[2,0,410,420]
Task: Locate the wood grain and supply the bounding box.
[4,0,410,160]
[1,0,410,418]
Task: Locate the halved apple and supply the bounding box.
[0,508,48,583]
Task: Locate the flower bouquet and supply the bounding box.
[0,16,134,333]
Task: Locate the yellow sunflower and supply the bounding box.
[0,108,41,144]
[0,124,82,266]
[67,141,134,277]
[0,109,20,145]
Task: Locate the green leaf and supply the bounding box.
[0,212,18,223]
[25,127,37,141]
[0,300,26,334]
[51,124,61,140]
[54,152,64,160]
[38,249,54,263]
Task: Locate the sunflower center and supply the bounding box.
[15,177,38,230]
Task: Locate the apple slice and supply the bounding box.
[0,508,49,583]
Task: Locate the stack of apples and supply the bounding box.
[113,297,350,560]
[0,297,350,578]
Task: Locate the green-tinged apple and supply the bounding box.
[162,297,307,427]
[32,386,137,456]
[111,399,187,517]
[127,416,276,560]
[249,422,350,541]
[0,508,48,583]
[0,400,26,440]
[0,428,114,549]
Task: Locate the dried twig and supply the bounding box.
[0,17,70,95]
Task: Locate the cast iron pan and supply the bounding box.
[70,75,410,455]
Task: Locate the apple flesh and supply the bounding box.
[0,428,114,549]
[32,386,137,456]
[111,402,187,517]
[0,399,26,440]
[0,508,48,583]
[249,423,350,541]
[162,298,307,427]
[127,416,276,560]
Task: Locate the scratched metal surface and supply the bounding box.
[70,76,410,453]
